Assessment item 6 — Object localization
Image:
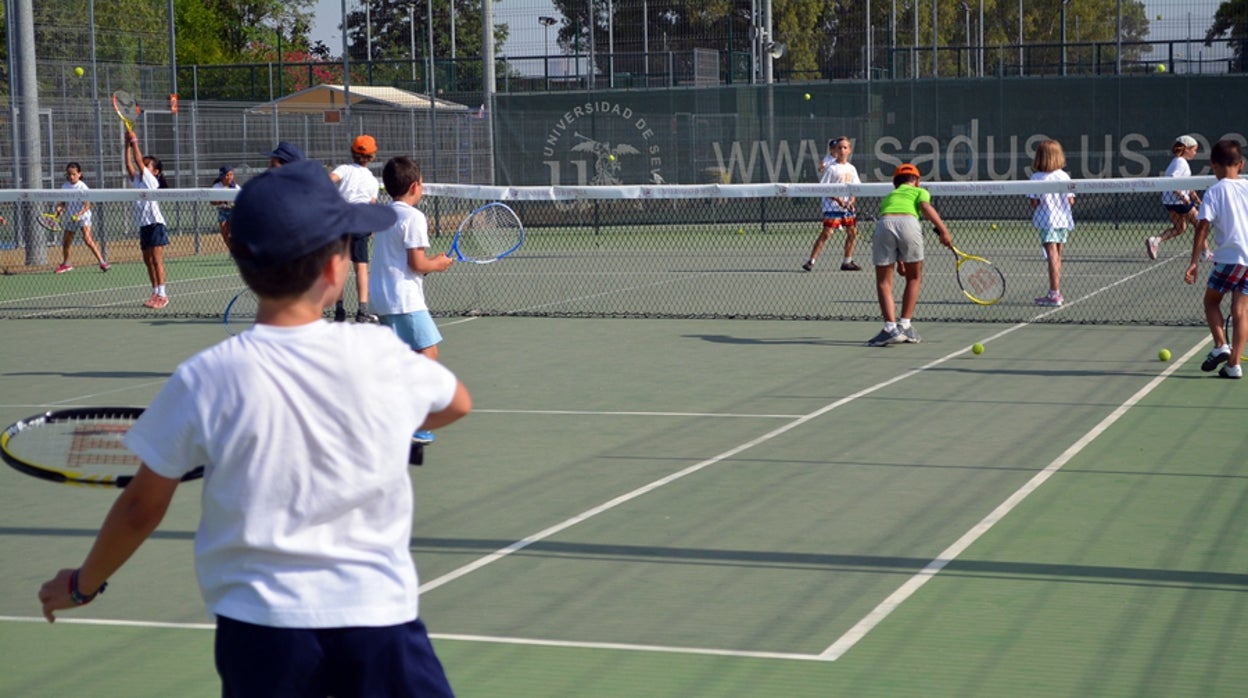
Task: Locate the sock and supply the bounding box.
[884,321,897,332]
[898,318,912,329]
[843,257,852,264]
[156,285,167,297]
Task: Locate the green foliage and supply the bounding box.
[1205,0,1248,70]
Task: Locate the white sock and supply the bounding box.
[898,318,912,329]
[156,285,167,297]
[843,256,852,264]
[884,321,897,332]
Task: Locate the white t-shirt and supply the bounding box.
[1028,169,1074,230]
[370,201,432,315]
[332,163,381,205]
[820,161,859,214]
[124,321,459,628]
[212,181,239,210]
[61,180,91,225]
[130,168,165,227]
[1161,156,1193,206]
[1198,177,1248,266]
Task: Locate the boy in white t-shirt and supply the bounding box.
[1185,139,1248,379]
[803,136,862,271]
[374,156,455,443]
[38,159,472,696]
[330,135,383,323]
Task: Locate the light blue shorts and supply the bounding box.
[381,310,442,352]
[1038,228,1069,244]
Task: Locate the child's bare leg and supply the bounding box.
[1158,210,1187,243]
[1230,292,1247,365]
[807,225,832,262]
[875,264,896,322]
[899,260,924,319]
[60,231,73,264]
[843,226,857,259]
[1045,242,1062,291]
[1205,289,1229,346]
[81,226,104,265]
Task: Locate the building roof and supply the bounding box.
[249,84,470,114]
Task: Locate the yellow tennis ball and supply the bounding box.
[1158,348,1172,361]
[991,223,998,230]
[737,227,744,235]
[607,154,616,162]
[804,93,811,101]
[74,66,84,77]
[1156,63,1167,73]
[971,343,985,355]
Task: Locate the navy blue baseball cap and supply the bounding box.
[265,141,306,164]
[230,159,396,268]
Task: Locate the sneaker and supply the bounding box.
[99,262,109,272]
[1219,364,1243,379]
[1035,291,1064,307]
[840,260,862,271]
[1202,347,1231,372]
[412,430,436,444]
[355,310,380,324]
[150,295,169,309]
[801,261,813,272]
[901,326,922,343]
[142,294,159,308]
[1146,236,1160,260]
[54,263,72,274]
[333,306,347,322]
[866,327,905,347]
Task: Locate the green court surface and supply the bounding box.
[1,315,1246,697]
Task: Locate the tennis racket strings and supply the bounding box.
[454,203,523,263]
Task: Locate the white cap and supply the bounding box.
[1175,135,1198,148]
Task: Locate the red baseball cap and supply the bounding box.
[893,163,920,178]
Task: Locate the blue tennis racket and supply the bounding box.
[448,202,524,264]
[223,288,258,335]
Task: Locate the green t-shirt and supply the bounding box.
[879,183,930,218]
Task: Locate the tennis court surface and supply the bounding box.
[2,312,1246,697]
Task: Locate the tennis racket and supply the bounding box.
[1,408,204,488]
[952,246,1006,305]
[448,202,524,264]
[112,89,141,131]
[223,288,258,335]
[37,211,63,233]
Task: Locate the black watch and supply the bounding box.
[69,569,107,605]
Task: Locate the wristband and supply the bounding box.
[68,569,107,605]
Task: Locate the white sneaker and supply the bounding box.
[1146,237,1160,260]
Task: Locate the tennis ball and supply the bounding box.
[74,66,84,77]
[737,227,744,235]
[608,154,616,162]
[1156,63,1167,73]
[1156,14,1163,20]
[804,93,811,101]
[972,343,985,355]
[991,223,998,230]
[1159,348,1172,361]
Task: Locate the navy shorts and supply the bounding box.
[215,615,453,698]
[1165,202,1196,215]
[139,223,168,249]
[350,234,371,263]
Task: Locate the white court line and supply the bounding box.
[818,336,1210,661]
[475,409,803,418]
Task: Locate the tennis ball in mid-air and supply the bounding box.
[991,223,998,230]
[1156,64,1167,73]
[972,343,985,355]
[737,227,744,235]
[1159,348,1172,361]
[804,93,811,101]
[74,67,84,77]
[608,154,616,162]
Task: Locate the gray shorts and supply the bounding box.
[872,215,924,267]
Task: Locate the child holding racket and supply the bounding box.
[375,156,456,444]
[54,162,108,273]
[1029,140,1074,307]
[330,135,383,323]
[866,163,953,346]
[1148,135,1208,261]
[38,159,472,697]
[803,136,862,271]
[1185,139,1248,379]
[211,164,239,247]
[123,131,169,308]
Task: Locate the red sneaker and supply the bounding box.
[55,263,73,274]
[151,295,169,309]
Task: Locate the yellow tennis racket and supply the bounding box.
[951,245,1005,305]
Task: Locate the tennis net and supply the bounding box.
[0,177,1225,324]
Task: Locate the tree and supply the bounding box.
[1205,0,1248,72]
